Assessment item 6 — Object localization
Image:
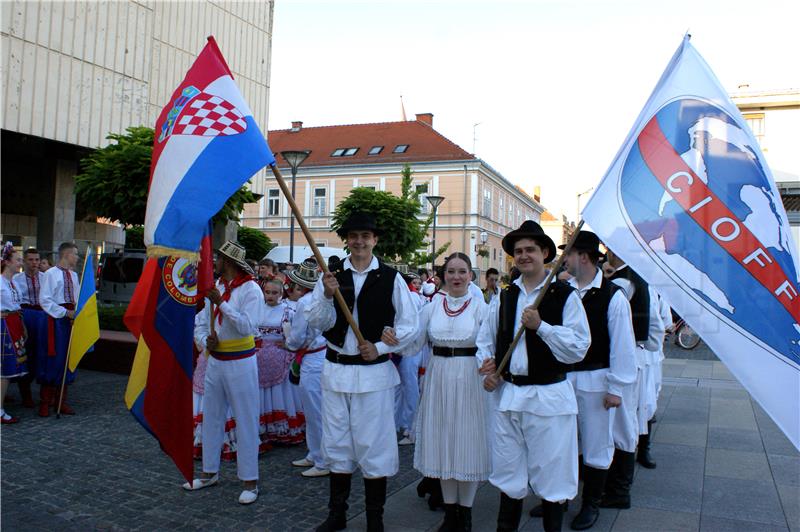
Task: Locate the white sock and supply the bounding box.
[457,480,480,507]
[440,478,459,504]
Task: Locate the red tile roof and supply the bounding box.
[267,119,474,168]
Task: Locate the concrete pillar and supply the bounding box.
[37,159,77,255]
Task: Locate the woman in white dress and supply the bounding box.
[405,252,490,532]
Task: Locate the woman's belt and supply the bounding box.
[326,348,389,366]
[502,371,566,386]
[433,346,478,357]
[0,310,22,318]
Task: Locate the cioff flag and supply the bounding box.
[126,36,270,482]
[583,35,800,450]
[144,36,275,258]
[67,247,100,372]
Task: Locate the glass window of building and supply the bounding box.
[267,189,280,216]
[313,187,327,216]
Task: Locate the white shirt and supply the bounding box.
[194,278,264,348]
[567,269,638,397]
[305,256,418,393]
[40,266,80,319]
[13,270,44,306]
[1,276,22,312]
[610,265,664,352]
[468,282,484,302]
[405,292,488,355]
[285,291,327,352]
[476,275,591,416]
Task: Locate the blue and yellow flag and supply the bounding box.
[67,247,100,371]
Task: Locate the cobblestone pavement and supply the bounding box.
[2,343,797,531]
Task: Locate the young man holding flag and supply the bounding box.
[38,242,80,417]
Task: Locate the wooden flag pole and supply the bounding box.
[270,164,366,345]
[493,220,585,378]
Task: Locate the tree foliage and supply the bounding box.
[75,126,257,228]
[237,225,274,261]
[124,225,145,249]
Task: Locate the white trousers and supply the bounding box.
[575,389,615,469]
[612,370,640,453]
[395,352,421,433]
[322,386,399,478]
[202,355,260,481]
[489,409,578,502]
[299,352,327,469]
[637,362,658,434]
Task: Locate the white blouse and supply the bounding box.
[406,292,488,354]
[1,276,22,312]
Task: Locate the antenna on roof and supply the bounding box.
[400,95,408,121]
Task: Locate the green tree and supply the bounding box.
[332,186,429,263]
[75,126,257,227]
[237,225,274,261]
[124,225,145,249]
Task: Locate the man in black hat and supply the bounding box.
[554,231,636,530]
[306,212,418,532]
[477,220,591,532]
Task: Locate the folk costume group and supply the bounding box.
[177,212,669,532]
[1,241,81,425]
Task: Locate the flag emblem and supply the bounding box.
[162,257,200,306]
[619,97,799,364]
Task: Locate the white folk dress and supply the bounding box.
[410,292,491,481]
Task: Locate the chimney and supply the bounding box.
[415,113,433,127]
[291,120,303,132]
[533,185,541,202]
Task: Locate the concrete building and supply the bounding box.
[1,1,274,256]
[243,114,545,273]
[731,87,800,248]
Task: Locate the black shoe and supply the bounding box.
[438,503,458,532]
[417,476,435,498]
[570,466,607,530]
[457,505,472,532]
[600,450,634,509]
[542,500,564,532]
[428,480,445,511]
[364,477,386,532]
[316,473,351,531]
[637,422,657,469]
[497,492,523,532]
[530,500,567,518]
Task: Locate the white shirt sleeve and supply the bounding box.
[536,290,591,364]
[476,293,501,365]
[286,297,313,351]
[606,290,638,396]
[217,282,261,338]
[375,273,419,355]
[401,299,433,356]
[305,278,337,333]
[643,287,664,351]
[194,303,210,350]
[659,294,673,331]
[39,270,66,319]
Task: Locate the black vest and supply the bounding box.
[495,280,574,383]
[322,260,398,348]
[610,267,650,342]
[571,275,618,372]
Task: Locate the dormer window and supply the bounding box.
[331,148,346,156]
[368,146,383,155]
[331,147,359,157]
[393,144,409,153]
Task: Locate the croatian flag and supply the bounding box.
[583,35,800,449]
[144,36,275,256]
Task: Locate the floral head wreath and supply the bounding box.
[1,241,15,262]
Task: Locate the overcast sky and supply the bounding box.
[268,0,799,220]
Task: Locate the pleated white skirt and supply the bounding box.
[414,354,490,481]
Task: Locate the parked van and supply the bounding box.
[97,249,147,304]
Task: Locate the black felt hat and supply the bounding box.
[336,213,383,238]
[558,230,603,259]
[501,220,557,263]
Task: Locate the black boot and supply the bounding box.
[571,466,608,530]
[316,473,351,531]
[457,505,472,532]
[637,421,657,469]
[496,492,523,532]
[364,477,387,532]
[542,500,564,532]
[428,478,444,511]
[600,450,635,509]
[417,476,434,498]
[438,503,458,532]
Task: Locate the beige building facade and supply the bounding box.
[244,116,544,274]
[1,0,274,254]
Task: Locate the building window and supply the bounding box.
[368,146,383,155]
[331,148,346,157]
[416,183,429,213]
[499,197,504,224]
[331,147,359,157]
[483,188,492,218]
[393,144,409,153]
[359,184,377,191]
[508,204,513,225]
[313,187,327,216]
[493,248,497,260]
[267,189,280,216]
[743,113,765,146]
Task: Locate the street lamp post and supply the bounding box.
[280,150,311,264]
[426,195,445,272]
[576,186,594,222]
